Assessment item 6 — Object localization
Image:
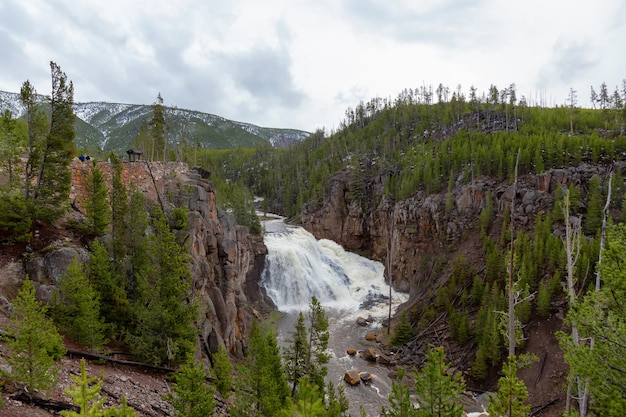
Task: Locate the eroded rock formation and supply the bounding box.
[299,163,616,298]
[0,160,269,358]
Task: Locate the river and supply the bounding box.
[260,216,408,416]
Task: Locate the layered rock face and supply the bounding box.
[300,163,614,297]
[0,160,268,358]
[176,168,269,357]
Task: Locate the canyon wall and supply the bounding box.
[299,163,616,299]
[0,160,268,358]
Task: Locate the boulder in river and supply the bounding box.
[362,347,377,362]
[344,370,361,386]
[359,372,373,384]
[356,316,369,326]
[378,353,393,366]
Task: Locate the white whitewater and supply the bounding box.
[261,217,405,315]
[260,216,408,416]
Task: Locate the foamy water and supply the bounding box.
[261,217,408,416]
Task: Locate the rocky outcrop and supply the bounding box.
[177,168,269,357]
[0,160,268,359]
[300,163,616,297]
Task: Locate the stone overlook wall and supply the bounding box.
[70,159,189,209]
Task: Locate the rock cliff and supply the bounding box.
[0,160,269,358]
[298,162,619,414]
[299,163,616,298]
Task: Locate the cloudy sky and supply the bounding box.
[0,0,624,132]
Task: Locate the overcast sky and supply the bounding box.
[1,0,624,132]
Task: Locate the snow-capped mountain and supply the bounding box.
[0,90,310,153]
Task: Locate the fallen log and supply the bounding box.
[66,347,176,374]
[66,347,216,383]
[530,398,559,416]
[534,351,548,387]
[10,388,79,413]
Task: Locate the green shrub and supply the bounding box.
[537,282,552,318]
[0,191,32,243]
[169,207,188,230]
[391,312,415,347]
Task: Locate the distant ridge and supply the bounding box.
[0,90,310,154]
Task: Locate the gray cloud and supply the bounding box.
[0,29,26,82]
[216,42,305,109]
[537,39,598,90]
[341,0,485,47]
[1,0,623,131]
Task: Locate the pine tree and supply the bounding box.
[125,187,149,302]
[562,223,626,416]
[31,61,76,223]
[536,281,552,318]
[414,346,465,417]
[583,175,603,236]
[87,240,130,334]
[289,377,326,417]
[0,109,25,188]
[445,170,454,213]
[0,186,32,243]
[487,356,530,417]
[133,122,151,159]
[391,311,415,346]
[164,355,216,417]
[85,161,111,236]
[62,358,137,417]
[243,320,289,416]
[109,152,129,269]
[150,93,167,161]
[230,364,256,417]
[108,397,137,417]
[62,358,108,417]
[306,296,330,392]
[349,157,366,206]
[212,345,233,397]
[19,79,48,203]
[479,191,493,234]
[325,381,349,417]
[5,278,66,391]
[471,346,489,381]
[53,258,108,351]
[126,206,197,366]
[284,311,309,396]
[381,368,417,417]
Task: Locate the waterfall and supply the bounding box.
[260,216,408,416]
[261,217,400,313]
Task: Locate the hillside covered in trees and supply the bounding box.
[203,81,626,416]
[2,61,626,416]
[0,63,361,417]
[0,89,310,157]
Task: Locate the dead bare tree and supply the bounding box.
[562,189,589,416]
[595,173,612,291]
[508,149,520,357]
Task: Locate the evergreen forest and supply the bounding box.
[2,62,626,416]
[196,81,626,416]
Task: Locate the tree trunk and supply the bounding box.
[508,150,520,357]
[595,174,612,290]
[563,191,589,416]
[11,389,79,413]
